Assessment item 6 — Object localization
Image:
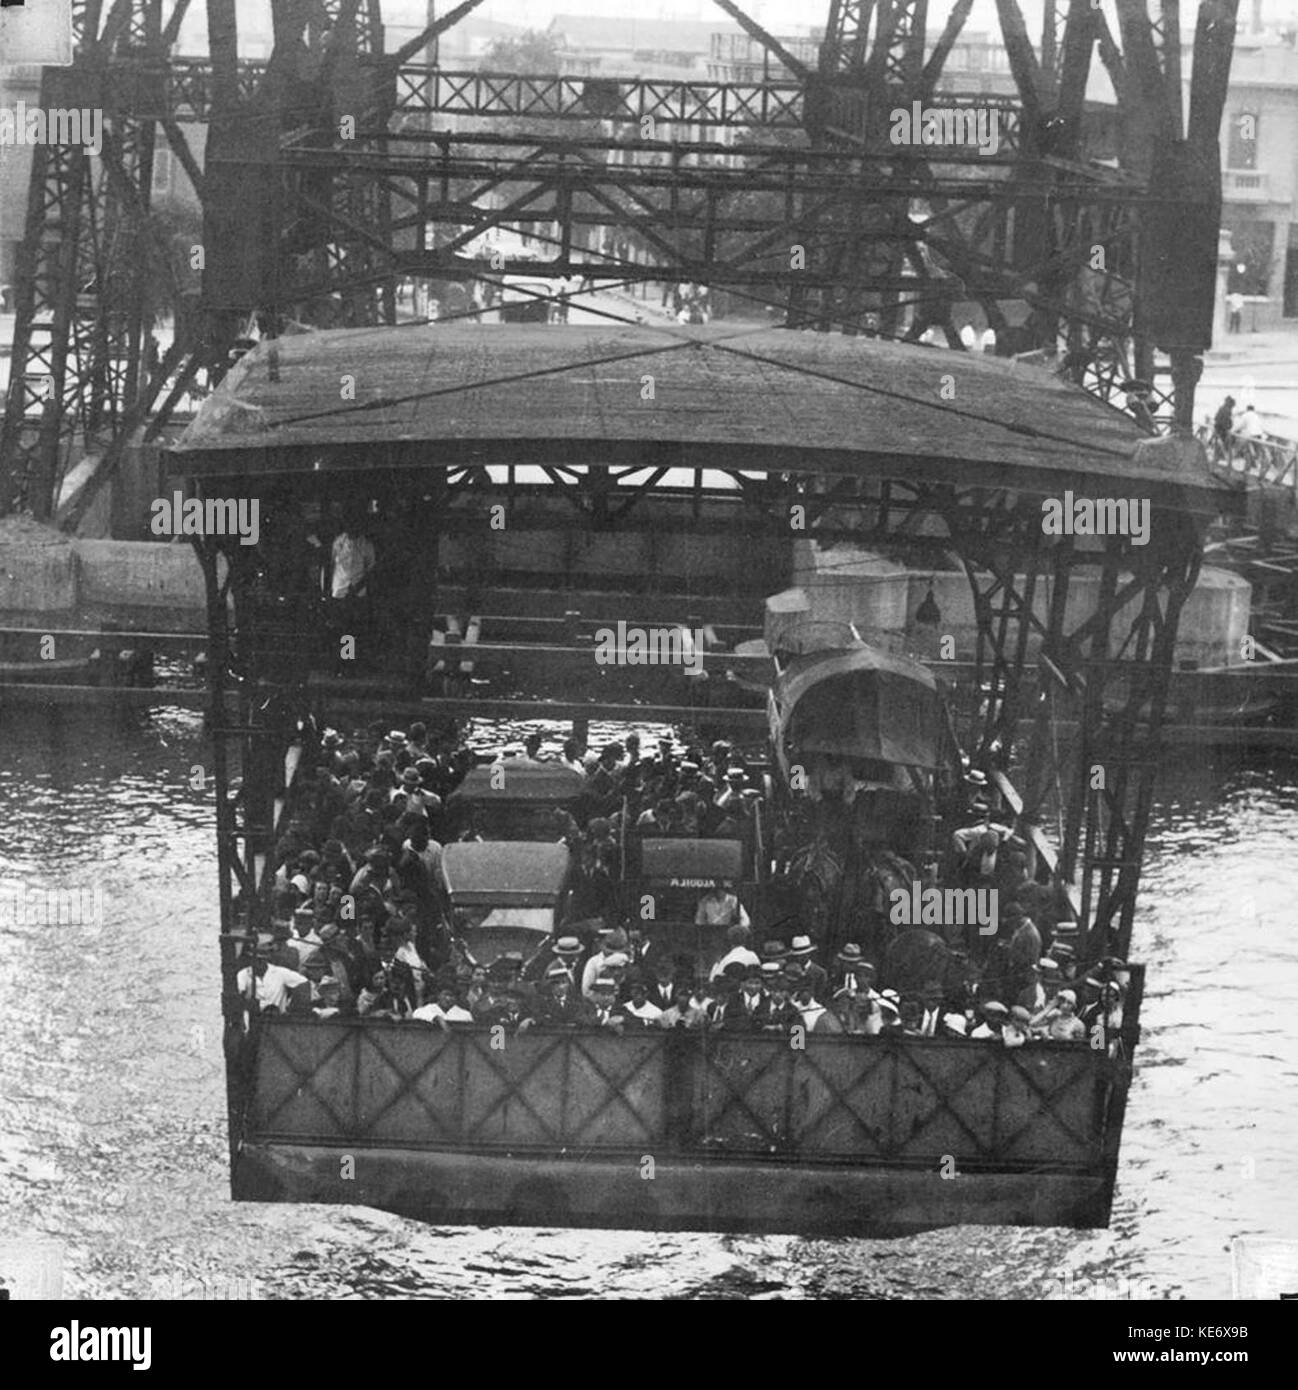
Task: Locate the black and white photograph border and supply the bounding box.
[0,0,1295,1318]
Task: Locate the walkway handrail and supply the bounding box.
[1206,427,1298,496]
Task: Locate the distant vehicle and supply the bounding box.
[625,836,760,961]
[447,763,587,841]
[768,638,943,856]
[441,840,574,970]
[499,278,555,324]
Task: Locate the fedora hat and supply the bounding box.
[789,935,815,957]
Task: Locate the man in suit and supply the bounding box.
[524,933,585,985]
[916,980,967,1038]
[791,976,841,1034]
[645,956,678,1013]
[755,972,798,1033]
[534,965,586,1028]
[478,984,536,1034]
[832,944,880,1000]
[785,936,830,1000]
[729,967,766,1031]
[580,976,626,1032]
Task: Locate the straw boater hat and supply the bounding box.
[980,1000,1009,1018]
[388,730,408,745]
[553,936,583,958]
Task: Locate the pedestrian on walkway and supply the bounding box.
[1227,290,1244,334]
[1213,395,1235,461]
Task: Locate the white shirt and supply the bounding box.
[709,945,760,982]
[623,1000,664,1024]
[581,951,617,999]
[404,838,443,879]
[286,932,322,968]
[237,963,307,1012]
[331,532,375,598]
[696,892,750,928]
[412,1003,473,1025]
[393,942,427,979]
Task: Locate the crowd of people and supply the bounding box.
[233,723,1127,1052]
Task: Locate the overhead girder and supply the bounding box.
[3,2,1238,521]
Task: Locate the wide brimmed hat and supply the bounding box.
[788,936,815,956]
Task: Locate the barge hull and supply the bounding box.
[227,1017,1134,1235]
[234,1143,1111,1235]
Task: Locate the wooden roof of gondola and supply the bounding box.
[166,323,1232,514]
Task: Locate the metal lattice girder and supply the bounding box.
[0,0,167,517]
[148,58,1037,134]
[247,1022,1112,1170]
[267,129,1143,330]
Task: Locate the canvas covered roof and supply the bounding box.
[166,323,1232,514]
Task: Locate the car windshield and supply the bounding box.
[455,906,554,935]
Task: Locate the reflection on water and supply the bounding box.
[0,706,1295,1299]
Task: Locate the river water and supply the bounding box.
[1,704,1295,1300]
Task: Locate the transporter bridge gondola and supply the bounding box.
[169,324,1235,1233]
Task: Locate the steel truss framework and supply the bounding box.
[1,0,1238,524]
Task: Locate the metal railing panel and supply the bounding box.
[884,1043,1001,1160]
[992,1049,1104,1164]
[249,1021,1111,1168]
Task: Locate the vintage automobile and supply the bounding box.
[440,840,574,970]
[624,836,760,963]
[446,763,587,841]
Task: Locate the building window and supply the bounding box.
[1225,218,1273,297]
[1227,111,1258,170]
